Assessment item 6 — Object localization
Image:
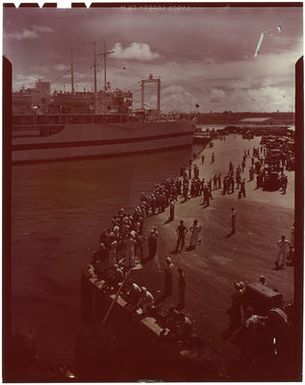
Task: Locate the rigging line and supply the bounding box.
[50,68,72,86]
[133,97,156,110]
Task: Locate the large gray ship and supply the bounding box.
[12,72,195,163]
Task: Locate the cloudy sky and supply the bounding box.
[3,6,303,112]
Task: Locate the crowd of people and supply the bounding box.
[86,134,295,358]
[88,163,206,320]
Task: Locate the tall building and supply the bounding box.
[35,79,51,96]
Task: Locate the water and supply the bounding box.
[11,146,197,364]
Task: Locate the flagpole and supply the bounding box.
[102,270,130,325]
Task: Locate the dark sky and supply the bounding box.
[3,6,303,112]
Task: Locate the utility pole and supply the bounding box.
[70,47,75,95]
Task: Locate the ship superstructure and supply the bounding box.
[11,45,195,163]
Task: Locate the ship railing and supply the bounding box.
[13,112,130,125]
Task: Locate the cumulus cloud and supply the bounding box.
[162,85,185,95]
[5,25,54,41]
[54,64,70,71]
[228,79,253,90]
[14,74,40,89]
[210,89,226,102]
[111,42,161,61]
[146,85,197,112]
[5,29,38,41]
[205,85,293,112]
[62,71,90,80]
[32,25,54,33]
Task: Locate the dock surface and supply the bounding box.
[128,134,294,359]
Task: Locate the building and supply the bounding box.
[35,79,51,96]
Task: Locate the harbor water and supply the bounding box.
[11,146,194,363]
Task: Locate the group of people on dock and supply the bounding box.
[175,219,202,252]
[90,169,200,314]
[87,133,295,363]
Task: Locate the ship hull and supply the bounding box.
[12,120,194,163]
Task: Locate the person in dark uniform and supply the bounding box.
[239,178,246,198]
[175,220,187,252]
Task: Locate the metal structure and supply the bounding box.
[93,42,97,94]
[94,41,114,93]
[101,41,115,92]
[70,47,75,95]
[140,74,161,116]
[91,41,115,112]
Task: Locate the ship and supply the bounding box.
[192,128,212,144]
[11,47,195,163]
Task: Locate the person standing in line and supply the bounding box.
[276,235,290,269]
[201,154,205,164]
[124,233,136,269]
[109,239,118,266]
[211,152,215,163]
[189,219,201,249]
[228,282,245,329]
[176,220,187,252]
[148,228,158,259]
[230,175,235,194]
[169,199,175,222]
[183,184,189,202]
[136,233,145,263]
[164,257,174,296]
[213,174,218,190]
[218,173,222,190]
[239,178,246,198]
[188,163,192,179]
[231,208,237,234]
[177,268,186,309]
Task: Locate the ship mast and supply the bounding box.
[103,41,114,91]
[70,47,75,95]
[93,42,97,94]
[96,42,114,92]
[93,42,114,112]
[93,42,97,112]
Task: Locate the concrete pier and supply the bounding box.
[127,134,294,359]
